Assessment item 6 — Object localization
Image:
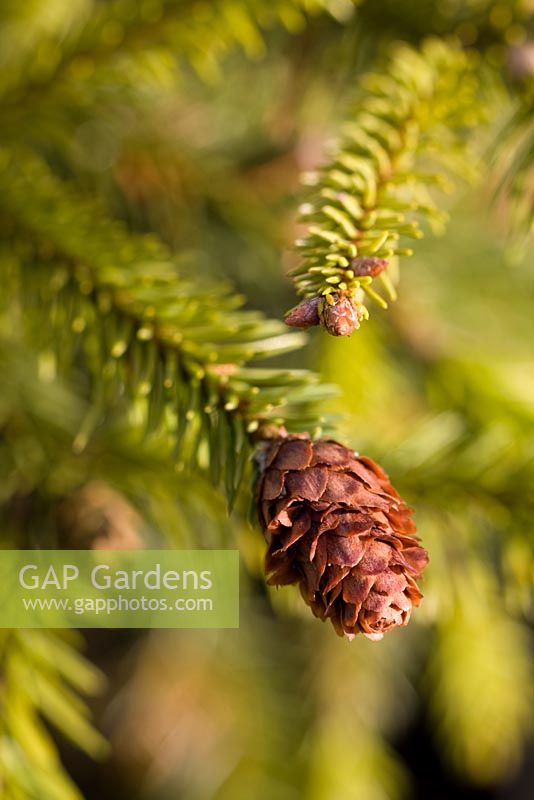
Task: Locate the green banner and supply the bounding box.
[0,550,239,628]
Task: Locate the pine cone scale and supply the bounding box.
[271,438,313,469]
[285,467,328,500]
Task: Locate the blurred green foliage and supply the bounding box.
[0,1,532,799]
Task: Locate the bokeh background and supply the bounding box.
[0,2,533,799]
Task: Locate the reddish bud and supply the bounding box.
[349,256,389,277]
[321,295,362,336]
[285,297,321,328]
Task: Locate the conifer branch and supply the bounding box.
[0,0,357,107]
[286,39,483,335]
[0,630,106,800]
[0,147,337,506]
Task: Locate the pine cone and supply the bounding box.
[256,436,428,640]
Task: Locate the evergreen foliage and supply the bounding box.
[0,0,532,798]
[0,146,336,507]
[290,39,483,321]
[0,630,105,800]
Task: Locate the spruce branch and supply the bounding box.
[0,0,357,107]
[0,147,337,507]
[286,39,483,335]
[0,630,106,800]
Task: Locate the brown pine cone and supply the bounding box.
[256,436,428,640]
